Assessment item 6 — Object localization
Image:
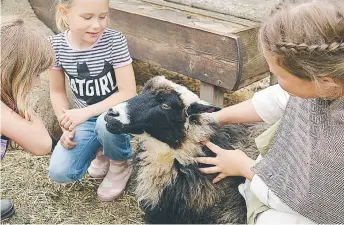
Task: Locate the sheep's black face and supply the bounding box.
[105,88,187,148]
[105,76,221,149]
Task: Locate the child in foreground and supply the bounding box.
[197,1,344,224]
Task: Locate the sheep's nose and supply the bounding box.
[107,108,120,117]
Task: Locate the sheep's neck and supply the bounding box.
[135,133,203,207]
[140,133,203,165]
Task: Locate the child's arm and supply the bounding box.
[0,101,52,155]
[214,99,264,125]
[49,69,70,120]
[214,84,289,125]
[197,141,299,213]
[49,69,77,149]
[86,64,136,117]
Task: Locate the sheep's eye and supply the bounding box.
[161,103,171,109]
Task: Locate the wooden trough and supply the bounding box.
[29,0,269,107]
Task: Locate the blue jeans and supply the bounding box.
[48,112,132,183]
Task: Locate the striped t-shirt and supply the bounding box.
[48,28,132,108]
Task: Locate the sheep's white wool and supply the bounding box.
[135,133,178,206]
[187,113,218,142]
[153,76,201,106]
[111,102,130,124]
[135,132,217,209]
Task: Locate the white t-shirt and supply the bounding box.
[244,85,314,224]
[252,84,290,124]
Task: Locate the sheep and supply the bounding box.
[104,76,261,224]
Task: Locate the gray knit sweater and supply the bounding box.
[252,96,344,224]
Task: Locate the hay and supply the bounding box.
[133,60,270,107]
[0,144,144,224]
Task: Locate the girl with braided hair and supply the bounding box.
[196,1,344,224]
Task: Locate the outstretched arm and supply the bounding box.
[214,85,289,125]
[214,99,264,125]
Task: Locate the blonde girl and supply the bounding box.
[1,18,54,220]
[48,0,136,201]
[196,1,344,224]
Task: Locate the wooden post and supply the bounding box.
[200,82,224,108]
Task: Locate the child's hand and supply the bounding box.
[59,108,91,131]
[195,141,256,183]
[60,128,77,149]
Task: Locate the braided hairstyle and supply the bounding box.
[260,0,344,97]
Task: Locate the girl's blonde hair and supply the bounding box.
[55,0,73,32]
[260,1,344,98]
[1,18,55,120]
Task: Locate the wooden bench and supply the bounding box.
[29,0,269,107]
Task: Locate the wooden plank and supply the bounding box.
[237,28,269,82]
[110,0,250,35]
[143,0,259,28]
[109,0,268,88]
[200,82,224,107]
[29,0,269,91]
[237,71,268,89]
[108,3,242,90]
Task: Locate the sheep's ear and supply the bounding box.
[186,102,221,116]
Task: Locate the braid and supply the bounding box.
[274,41,344,55]
[260,1,344,97]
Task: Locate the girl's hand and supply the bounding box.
[60,128,77,149]
[59,108,91,131]
[195,141,256,183]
